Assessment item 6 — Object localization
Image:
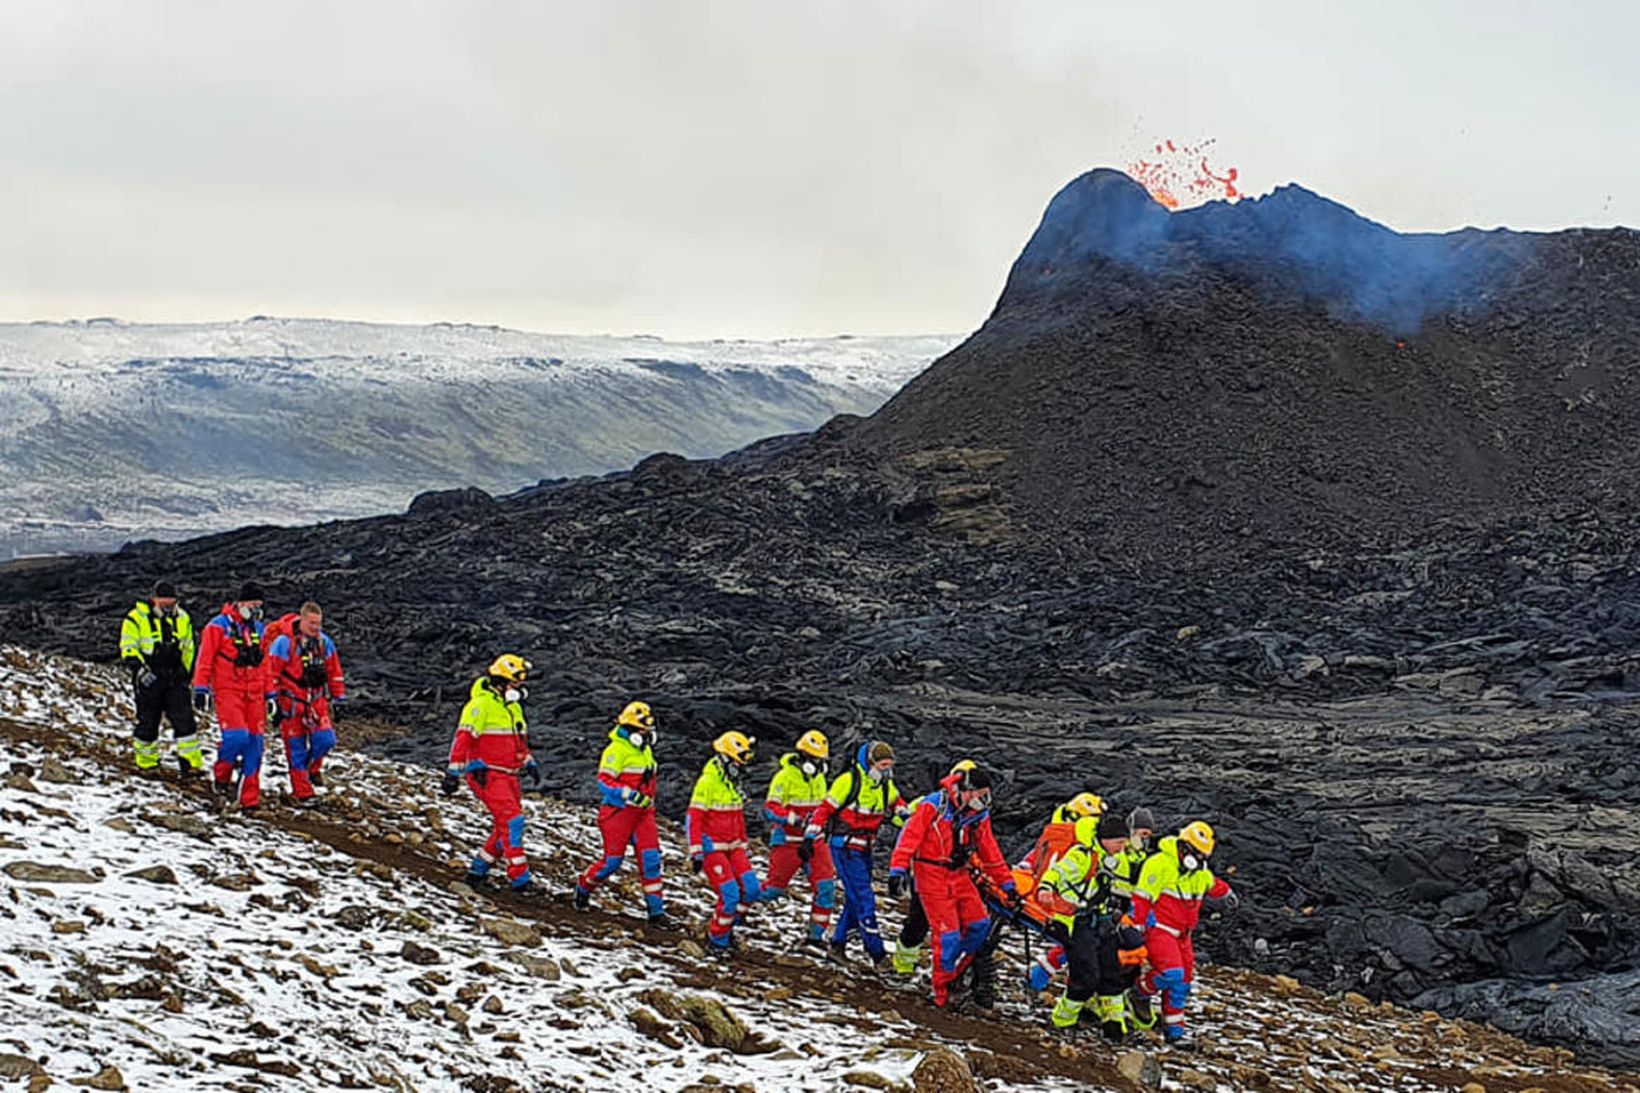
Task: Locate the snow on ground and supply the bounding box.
[0,645,1635,1093]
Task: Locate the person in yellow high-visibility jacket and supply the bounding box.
[118,580,204,777]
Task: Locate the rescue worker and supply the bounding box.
[119,579,204,777]
[574,701,675,929]
[761,730,836,949]
[803,740,908,967]
[891,759,976,976]
[1020,792,1106,991]
[193,582,270,809]
[1035,813,1147,1040]
[687,731,766,955]
[440,655,541,891]
[264,601,345,805]
[886,764,1015,1007]
[1128,821,1239,1048]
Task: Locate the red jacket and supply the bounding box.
[889,785,1012,890]
[446,677,531,773]
[264,623,345,700]
[192,605,269,696]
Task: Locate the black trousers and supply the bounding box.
[899,884,929,946]
[134,674,198,742]
[1065,917,1126,1003]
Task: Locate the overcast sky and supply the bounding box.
[3,1,1636,339]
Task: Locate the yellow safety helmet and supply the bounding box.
[713,731,755,766]
[796,730,829,761]
[1064,792,1104,820]
[1179,820,1216,857]
[948,758,978,778]
[488,654,532,683]
[617,701,656,732]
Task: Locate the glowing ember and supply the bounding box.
[1128,139,1241,210]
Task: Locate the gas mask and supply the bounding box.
[237,603,263,622]
[627,729,650,749]
[867,765,889,784]
[504,686,527,704]
[1179,849,1204,872]
[798,758,826,780]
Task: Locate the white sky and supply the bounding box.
[3,1,1635,339]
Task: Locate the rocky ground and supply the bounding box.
[2,645,1635,1093]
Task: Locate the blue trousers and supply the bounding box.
[831,842,885,961]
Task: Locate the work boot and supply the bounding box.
[1126,988,1157,1029]
[176,756,201,780]
[646,912,680,932]
[572,887,591,912]
[308,770,325,788]
[464,871,490,889]
[890,941,922,975]
[1164,1028,1194,1051]
[801,936,829,955]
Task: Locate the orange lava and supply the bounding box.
[1128,139,1241,210]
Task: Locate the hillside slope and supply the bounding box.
[1,646,1633,1093]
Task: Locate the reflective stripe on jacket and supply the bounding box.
[764,753,827,834]
[119,600,195,672]
[687,757,748,855]
[447,676,530,772]
[1130,836,1231,936]
[597,729,657,807]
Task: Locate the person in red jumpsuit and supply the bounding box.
[264,601,345,805]
[441,655,541,891]
[192,582,270,810]
[573,701,675,929]
[887,765,1017,1006]
[687,731,766,955]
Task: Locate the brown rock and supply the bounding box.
[842,1073,900,1090]
[504,953,560,981]
[52,920,86,935]
[1459,1085,1486,1093]
[1116,1050,1163,1090]
[38,757,75,784]
[399,941,444,966]
[631,1007,683,1049]
[911,1047,980,1093]
[4,862,100,884]
[480,917,542,948]
[209,873,260,892]
[0,1055,46,1079]
[68,1066,124,1090]
[1271,974,1301,996]
[1178,1069,1217,1091]
[125,865,178,885]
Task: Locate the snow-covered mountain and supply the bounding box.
[0,318,957,555]
[2,644,1633,1092]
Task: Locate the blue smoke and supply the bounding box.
[1009,169,1536,333]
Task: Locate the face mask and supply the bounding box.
[628,731,647,749]
[504,687,525,703]
[1179,851,1202,872]
[156,605,177,618]
[799,758,820,778]
[237,604,254,620]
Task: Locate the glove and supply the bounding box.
[1117,925,1146,950]
[1002,881,1023,911]
[524,759,541,787]
[1215,889,1241,912]
[135,665,157,689]
[440,771,460,797]
[886,871,906,900]
[623,787,652,809]
[192,689,211,713]
[265,697,280,723]
[690,857,704,875]
[796,839,814,864]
